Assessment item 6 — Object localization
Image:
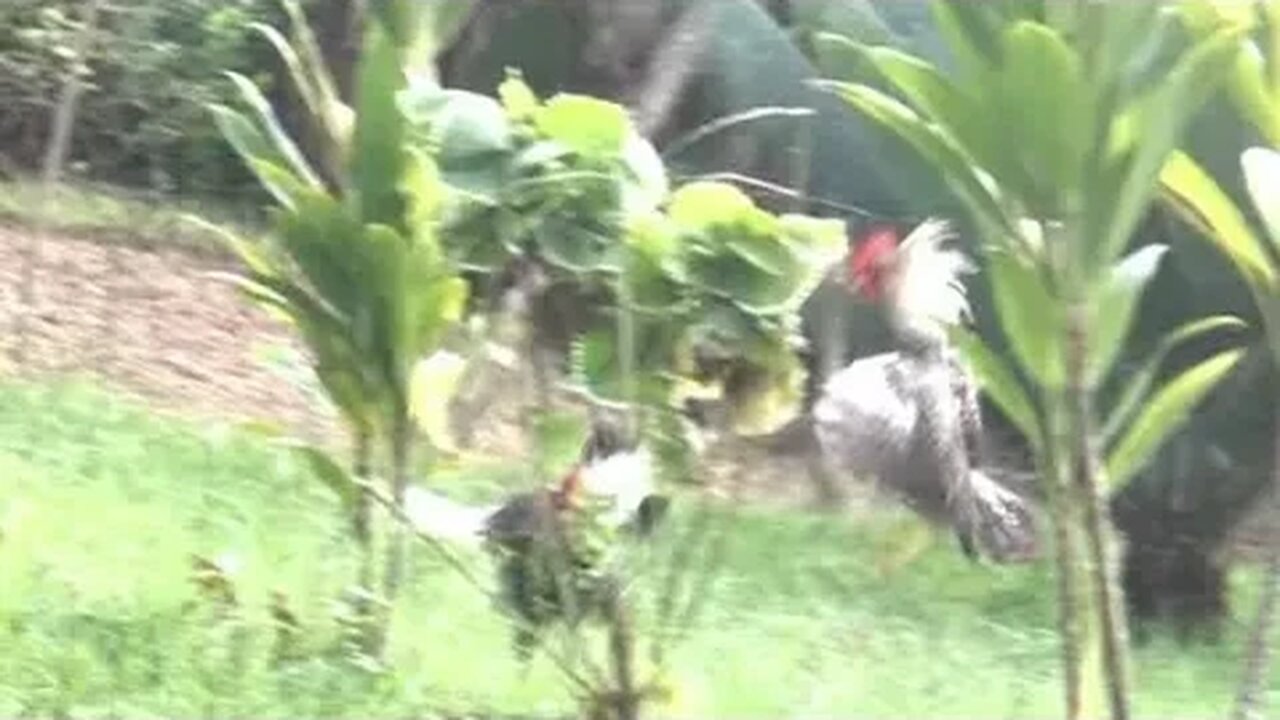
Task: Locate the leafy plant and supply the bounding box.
[1155,4,1280,717]
[202,0,468,661]
[816,3,1248,718]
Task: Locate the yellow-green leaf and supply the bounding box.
[1160,150,1277,291]
[1107,347,1246,488]
[409,350,467,453]
[1088,244,1169,383]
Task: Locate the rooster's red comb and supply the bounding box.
[847,224,899,296]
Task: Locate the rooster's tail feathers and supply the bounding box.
[403,486,496,547]
[952,469,1039,563]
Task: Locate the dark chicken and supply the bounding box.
[405,420,667,656]
[812,220,1038,563]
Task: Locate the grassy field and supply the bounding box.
[0,378,1273,719]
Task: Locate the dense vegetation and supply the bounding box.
[2,1,1279,719]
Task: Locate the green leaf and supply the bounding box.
[1088,244,1169,383]
[1242,146,1280,251]
[986,249,1065,389]
[814,80,1014,239]
[997,21,1088,215]
[183,215,278,279]
[1160,150,1277,291]
[250,18,350,175]
[620,131,668,215]
[1106,347,1246,488]
[224,71,321,189]
[667,181,758,230]
[1097,26,1242,268]
[209,104,308,207]
[536,94,630,157]
[289,442,361,516]
[853,42,1007,186]
[353,21,408,230]
[534,214,617,273]
[1101,314,1247,444]
[951,327,1043,455]
[929,1,999,81]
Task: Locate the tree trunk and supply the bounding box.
[41,0,101,186]
[17,0,102,366]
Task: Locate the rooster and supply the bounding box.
[404,419,668,656]
[812,219,1038,563]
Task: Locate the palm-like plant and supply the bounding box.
[1157,4,1280,717]
[199,0,468,659]
[815,3,1248,718]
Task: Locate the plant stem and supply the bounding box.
[1066,303,1131,720]
[352,427,376,648]
[602,583,641,720]
[1045,399,1085,720]
[1232,404,1280,720]
[378,406,413,656]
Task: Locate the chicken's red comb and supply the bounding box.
[847,224,899,296]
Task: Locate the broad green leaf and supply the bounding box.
[815,80,1015,239]
[498,73,539,120]
[950,327,1042,454]
[183,215,277,278]
[667,181,758,230]
[274,192,366,322]
[534,214,617,273]
[1102,314,1246,444]
[998,21,1088,215]
[1107,347,1246,488]
[353,21,408,231]
[777,214,848,310]
[1098,26,1241,268]
[433,90,513,159]
[224,71,321,189]
[986,249,1065,389]
[621,132,668,215]
[289,442,360,515]
[852,42,1008,187]
[1242,146,1280,250]
[1088,244,1169,383]
[409,350,467,453]
[209,104,306,207]
[536,94,630,157]
[250,18,350,174]
[246,158,312,210]
[1160,150,1277,291]
[928,1,999,82]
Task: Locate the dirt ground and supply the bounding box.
[0,223,823,507]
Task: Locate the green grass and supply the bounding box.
[0,378,1274,718]
[0,177,260,256]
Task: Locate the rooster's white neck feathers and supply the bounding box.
[886,219,975,346]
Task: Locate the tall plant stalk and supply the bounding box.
[1066,303,1131,720]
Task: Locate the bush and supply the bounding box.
[0,0,284,200]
